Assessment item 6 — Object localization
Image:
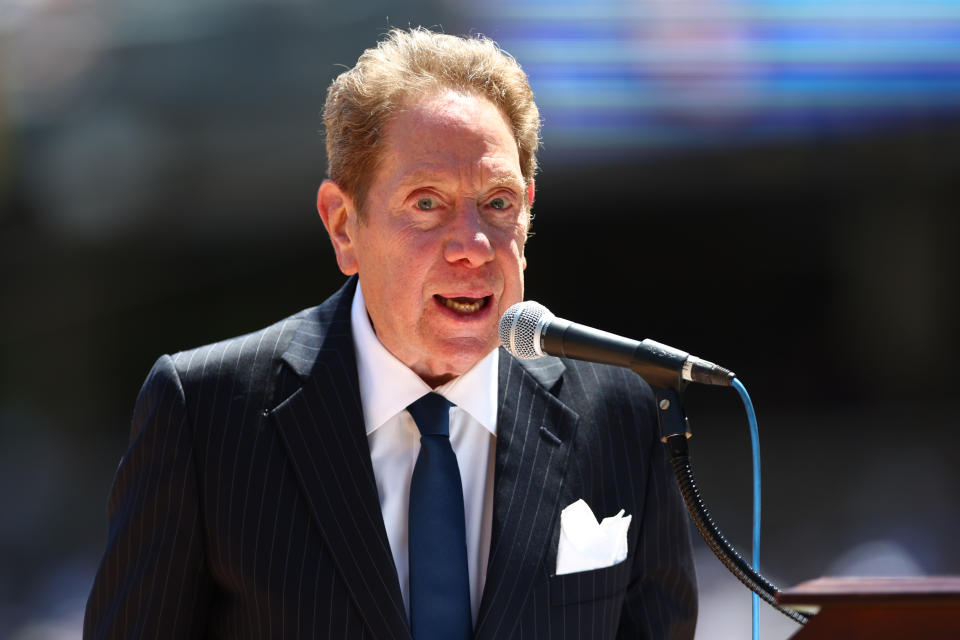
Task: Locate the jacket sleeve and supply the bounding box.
[84,354,213,639]
[616,390,698,640]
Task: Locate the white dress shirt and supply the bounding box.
[350,283,498,623]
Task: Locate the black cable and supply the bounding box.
[664,434,811,626]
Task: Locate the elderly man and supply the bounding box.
[85,28,697,639]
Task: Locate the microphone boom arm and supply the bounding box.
[653,385,809,626]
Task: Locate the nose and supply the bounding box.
[443,203,495,267]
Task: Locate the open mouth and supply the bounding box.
[435,294,492,315]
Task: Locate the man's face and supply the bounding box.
[319,89,533,386]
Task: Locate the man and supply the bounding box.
[85,28,697,639]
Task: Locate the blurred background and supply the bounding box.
[2,0,958,638]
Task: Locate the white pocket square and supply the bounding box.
[555,499,631,576]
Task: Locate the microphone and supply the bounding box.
[499,301,735,388]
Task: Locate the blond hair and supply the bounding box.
[323,28,540,215]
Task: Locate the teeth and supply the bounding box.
[439,296,485,314]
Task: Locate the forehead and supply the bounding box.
[375,90,524,191]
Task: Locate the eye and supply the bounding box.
[416,196,437,211]
[489,197,508,210]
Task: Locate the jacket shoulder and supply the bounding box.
[143,278,356,413]
[558,358,656,409]
[165,307,314,391]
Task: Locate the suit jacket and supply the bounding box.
[84,277,697,639]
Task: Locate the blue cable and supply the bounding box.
[732,378,761,640]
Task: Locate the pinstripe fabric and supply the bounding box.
[477,355,698,639]
[85,277,696,639]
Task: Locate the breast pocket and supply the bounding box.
[548,556,633,606]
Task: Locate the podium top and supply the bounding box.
[778,576,960,607]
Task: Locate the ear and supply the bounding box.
[526,179,535,207]
[317,179,359,275]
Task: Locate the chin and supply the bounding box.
[433,336,497,372]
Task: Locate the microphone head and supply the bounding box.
[499,300,555,360]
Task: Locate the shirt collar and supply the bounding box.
[350,282,499,437]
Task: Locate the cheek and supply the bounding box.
[508,230,528,269]
[359,227,417,269]
[384,240,437,294]
[511,239,526,272]
[499,238,527,292]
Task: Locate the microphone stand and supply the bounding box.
[652,384,810,625]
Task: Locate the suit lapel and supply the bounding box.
[268,278,412,640]
[474,351,580,640]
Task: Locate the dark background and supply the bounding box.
[2,1,958,638]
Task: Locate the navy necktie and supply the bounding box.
[407,392,472,640]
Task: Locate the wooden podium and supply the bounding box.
[776,576,960,639]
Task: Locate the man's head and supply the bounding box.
[322,27,540,217]
[317,29,540,387]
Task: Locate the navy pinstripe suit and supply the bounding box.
[85,277,697,639]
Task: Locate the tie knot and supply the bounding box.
[407,392,453,437]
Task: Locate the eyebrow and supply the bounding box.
[395,169,445,189]
[395,168,525,193]
[487,175,526,192]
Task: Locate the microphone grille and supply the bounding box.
[499,300,554,360]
